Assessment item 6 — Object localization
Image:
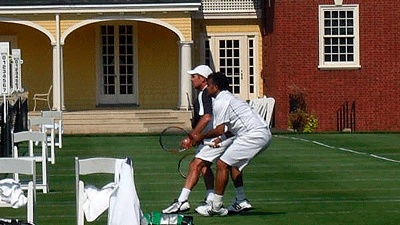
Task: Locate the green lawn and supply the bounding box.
[2,133,400,225]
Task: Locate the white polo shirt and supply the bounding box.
[212,90,267,136]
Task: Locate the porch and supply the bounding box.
[29,109,192,134]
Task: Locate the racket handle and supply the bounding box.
[203,141,220,148]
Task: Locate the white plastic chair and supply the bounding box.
[75,157,131,225]
[249,96,275,127]
[29,116,56,164]
[0,158,36,224]
[12,131,49,193]
[41,110,63,149]
[33,85,52,112]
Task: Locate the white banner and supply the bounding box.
[12,49,23,92]
[0,42,10,95]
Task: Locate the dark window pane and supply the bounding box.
[324,28,331,35]
[324,11,331,18]
[219,40,225,48]
[324,38,331,45]
[347,11,353,17]
[347,28,354,35]
[347,46,354,53]
[325,55,331,62]
[227,67,232,75]
[347,54,354,61]
[325,46,331,53]
[234,40,239,48]
[347,38,354,44]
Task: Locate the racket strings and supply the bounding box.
[159,126,190,153]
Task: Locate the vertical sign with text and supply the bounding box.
[12,49,23,92]
[0,42,11,95]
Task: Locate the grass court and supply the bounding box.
[2,133,400,224]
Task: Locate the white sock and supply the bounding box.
[212,194,223,209]
[178,188,191,203]
[205,189,215,202]
[235,186,246,201]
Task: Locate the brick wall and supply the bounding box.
[262,0,400,131]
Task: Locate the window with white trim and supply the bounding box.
[318,5,360,69]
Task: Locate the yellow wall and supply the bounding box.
[0,22,53,110]
[0,14,263,110]
[192,19,264,97]
[137,22,179,109]
[62,21,180,110]
[63,23,97,110]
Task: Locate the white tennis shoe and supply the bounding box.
[227,198,253,213]
[194,199,212,212]
[195,204,228,217]
[162,199,190,214]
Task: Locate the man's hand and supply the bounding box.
[180,137,193,150]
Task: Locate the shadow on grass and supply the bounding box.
[228,209,286,216]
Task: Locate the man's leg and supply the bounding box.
[195,158,229,216]
[163,158,207,213]
[201,161,215,202]
[214,159,230,195]
[228,167,252,212]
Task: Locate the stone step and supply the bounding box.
[28,109,192,134]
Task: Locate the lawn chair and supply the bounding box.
[0,158,36,224]
[41,110,63,149]
[75,157,141,225]
[32,85,52,112]
[249,96,275,127]
[29,116,56,164]
[12,131,49,193]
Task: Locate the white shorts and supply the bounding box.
[195,137,235,163]
[220,128,271,171]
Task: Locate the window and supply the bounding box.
[98,24,137,105]
[318,5,360,69]
[203,35,258,100]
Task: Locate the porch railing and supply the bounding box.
[337,101,356,132]
[201,0,261,12]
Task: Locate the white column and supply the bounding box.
[178,41,193,110]
[52,44,60,111]
[60,46,65,110]
[52,14,62,111]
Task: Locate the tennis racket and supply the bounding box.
[178,153,194,179]
[159,126,192,153]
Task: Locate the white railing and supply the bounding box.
[201,0,261,13]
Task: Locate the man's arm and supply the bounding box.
[190,113,211,136]
[191,123,225,145]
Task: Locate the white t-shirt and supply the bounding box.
[212,90,267,136]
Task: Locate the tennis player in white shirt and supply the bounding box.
[193,72,272,216]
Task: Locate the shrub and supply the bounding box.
[288,109,318,133]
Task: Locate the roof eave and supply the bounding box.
[0,3,201,14]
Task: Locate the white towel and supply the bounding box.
[82,182,117,222]
[108,159,142,225]
[0,178,27,208]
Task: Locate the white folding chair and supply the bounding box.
[0,158,36,224]
[12,131,49,193]
[29,117,56,164]
[75,157,129,225]
[32,85,52,112]
[41,110,63,149]
[249,96,275,127]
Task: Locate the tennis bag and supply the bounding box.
[142,212,194,225]
[0,218,34,225]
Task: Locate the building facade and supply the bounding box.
[262,0,400,131]
[0,0,264,112]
